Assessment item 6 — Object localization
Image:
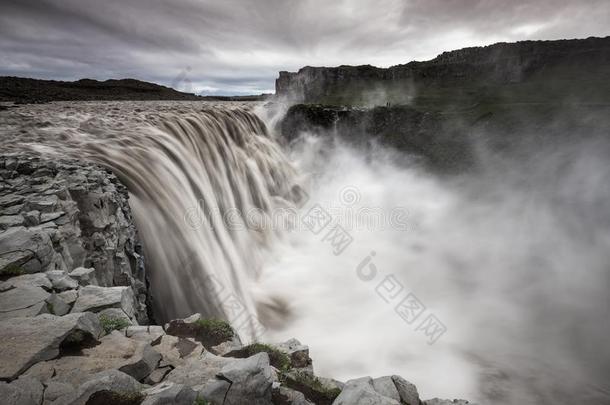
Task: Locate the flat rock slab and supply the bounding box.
[0,286,50,320]
[0,273,52,290]
[0,313,102,380]
[71,285,136,319]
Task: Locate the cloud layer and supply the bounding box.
[1,0,608,95]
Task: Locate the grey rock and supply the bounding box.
[24,195,59,213]
[46,270,79,291]
[274,386,315,405]
[46,293,71,316]
[144,366,172,385]
[125,325,165,343]
[57,289,78,304]
[23,211,40,227]
[0,286,50,320]
[0,312,102,380]
[71,285,136,319]
[0,376,44,405]
[275,338,312,369]
[152,335,205,369]
[141,381,198,405]
[44,381,75,404]
[0,272,52,290]
[0,226,54,274]
[216,352,274,405]
[0,215,25,230]
[40,211,65,223]
[332,377,401,405]
[166,350,233,389]
[97,307,133,325]
[393,375,421,405]
[423,400,473,405]
[50,369,143,405]
[372,376,401,402]
[69,267,97,286]
[119,344,162,381]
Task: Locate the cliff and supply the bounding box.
[275,36,610,107]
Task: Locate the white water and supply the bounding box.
[1,101,609,404]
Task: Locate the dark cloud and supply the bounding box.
[0,0,608,95]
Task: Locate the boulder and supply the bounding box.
[58,289,78,304]
[392,375,421,405]
[49,369,143,405]
[69,267,97,286]
[0,226,54,274]
[71,285,136,319]
[0,376,44,405]
[141,381,197,405]
[0,312,102,380]
[216,352,274,405]
[0,272,52,290]
[272,386,315,405]
[275,338,312,369]
[46,270,79,291]
[332,377,401,405]
[0,286,50,320]
[165,350,233,390]
[0,215,25,230]
[46,293,72,316]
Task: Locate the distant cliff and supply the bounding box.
[275,36,610,107]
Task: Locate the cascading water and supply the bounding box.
[2,101,300,340]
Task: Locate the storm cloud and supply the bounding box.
[1,0,608,95]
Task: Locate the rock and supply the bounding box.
[40,211,65,223]
[166,350,234,390]
[71,285,136,319]
[50,369,143,405]
[165,314,237,350]
[0,226,54,274]
[144,366,172,385]
[0,272,52,290]
[392,375,421,405]
[44,380,75,404]
[58,289,78,304]
[141,381,197,405]
[24,195,59,213]
[40,330,159,384]
[216,352,274,405]
[23,211,40,227]
[275,338,312,369]
[0,215,25,230]
[0,376,44,405]
[119,344,162,381]
[46,270,79,291]
[151,335,205,369]
[283,370,342,405]
[423,400,473,405]
[0,286,50,320]
[332,377,400,405]
[372,376,402,402]
[272,386,315,405]
[125,325,165,343]
[0,312,102,380]
[69,267,97,286]
[46,293,71,316]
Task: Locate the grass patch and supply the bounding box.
[99,315,130,334]
[282,370,341,405]
[193,319,234,341]
[240,343,292,372]
[193,397,210,405]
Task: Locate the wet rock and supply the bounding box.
[0,312,102,380]
[141,381,197,405]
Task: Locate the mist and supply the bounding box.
[256,114,610,404]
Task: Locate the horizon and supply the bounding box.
[1,0,609,96]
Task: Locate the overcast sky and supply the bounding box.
[1,0,608,95]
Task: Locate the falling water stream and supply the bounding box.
[1,101,609,404]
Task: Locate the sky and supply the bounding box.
[1,0,609,95]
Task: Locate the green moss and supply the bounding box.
[282,370,341,404]
[193,319,234,341]
[99,315,130,334]
[241,343,292,372]
[0,263,25,278]
[193,396,210,405]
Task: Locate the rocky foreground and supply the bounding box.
[0,154,473,404]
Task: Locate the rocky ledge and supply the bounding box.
[0,155,473,404]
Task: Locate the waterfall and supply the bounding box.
[15,102,300,340]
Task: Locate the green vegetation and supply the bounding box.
[194,318,234,341]
[282,370,341,404]
[193,396,210,405]
[0,263,25,278]
[240,343,292,372]
[99,315,130,334]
